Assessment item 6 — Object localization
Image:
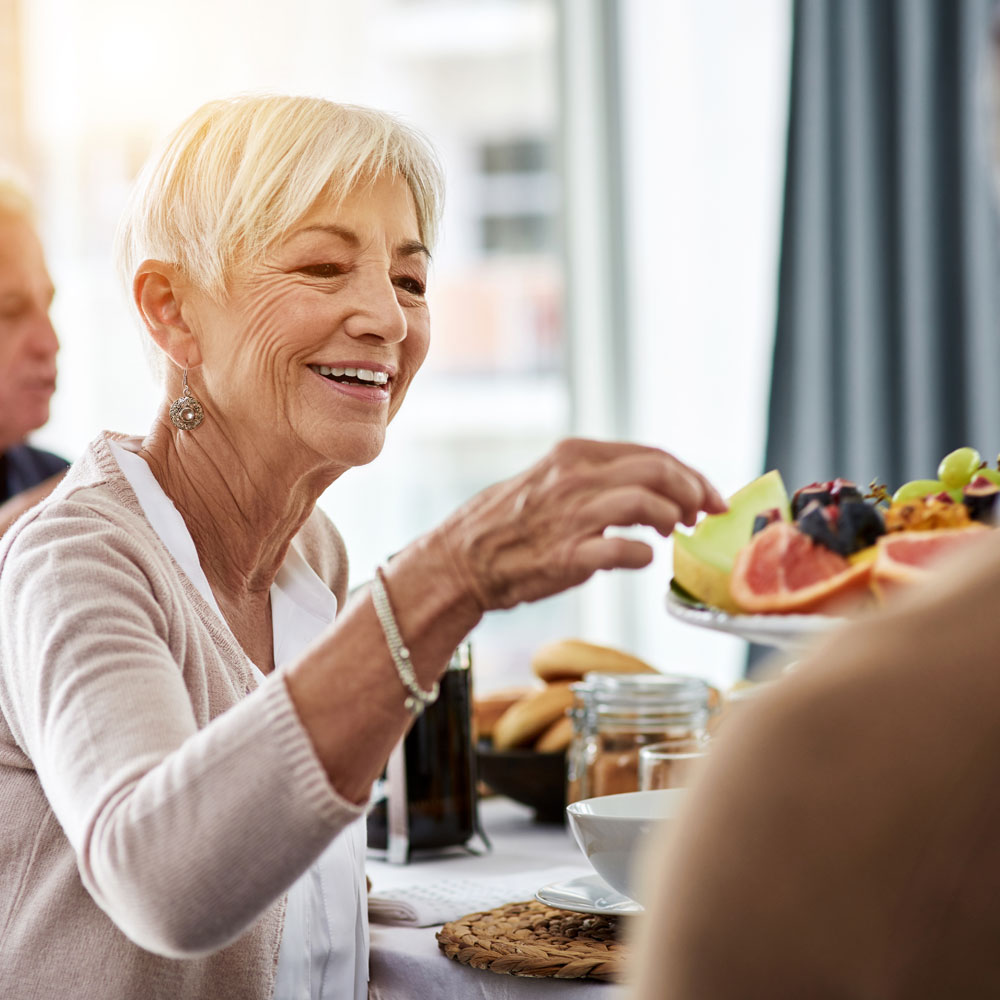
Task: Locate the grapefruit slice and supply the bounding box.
[871,526,988,598]
[729,521,873,615]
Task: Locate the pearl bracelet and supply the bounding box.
[371,566,440,716]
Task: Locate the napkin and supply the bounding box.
[367,865,588,927]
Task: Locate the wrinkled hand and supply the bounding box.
[433,438,726,612]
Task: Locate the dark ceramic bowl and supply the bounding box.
[476,741,567,824]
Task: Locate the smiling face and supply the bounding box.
[0,214,59,454]
[181,173,430,474]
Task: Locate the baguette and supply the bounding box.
[492,682,575,751]
[531,638,658,682]
[534,713,574,753]
[473,686,535,741]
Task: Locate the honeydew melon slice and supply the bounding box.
[672,470,791,613]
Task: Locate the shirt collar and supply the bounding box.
[109,438,337,673]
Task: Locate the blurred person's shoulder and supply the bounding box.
[2,442,69,501]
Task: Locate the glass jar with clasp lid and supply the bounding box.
[565,672,713,803]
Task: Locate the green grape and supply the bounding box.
[892,479,948,504]
[937,447,982,489]
[976,467,1000,488]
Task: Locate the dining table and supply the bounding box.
[366,795,631,999]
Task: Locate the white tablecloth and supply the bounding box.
[366,797,630,999]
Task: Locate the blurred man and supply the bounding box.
[0,175,66,534]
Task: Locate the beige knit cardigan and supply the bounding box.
[0,432,365,999]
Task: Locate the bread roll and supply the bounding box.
[473,686,534,741]
[531,639,658,682]
[534,713,574,753]
[492,682,575,750]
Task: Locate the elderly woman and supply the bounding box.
[0,95,724,1000]
[0,175,67,532]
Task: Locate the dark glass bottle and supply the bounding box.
[367,644,478,860]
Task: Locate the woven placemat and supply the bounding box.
[436,900,626,981]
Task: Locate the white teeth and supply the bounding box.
[310,363,389,386]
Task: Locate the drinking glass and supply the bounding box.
[638,738,710,791]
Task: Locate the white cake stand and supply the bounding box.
[665,582,844,652]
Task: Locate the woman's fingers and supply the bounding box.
[571,486,686,538]
[594,452,722,527]
[700,480,728,514]
[574,535,655,574]
[433,437,725,613]
[537,448,724,531]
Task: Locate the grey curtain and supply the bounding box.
[766,0,1000,494]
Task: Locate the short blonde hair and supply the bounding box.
[114,94,445,302]
[0,167,36,222]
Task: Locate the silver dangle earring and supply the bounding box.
[169,368,205,430]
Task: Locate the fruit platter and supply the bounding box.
[668,446,999,649]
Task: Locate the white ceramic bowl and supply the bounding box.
[566,788,688,903]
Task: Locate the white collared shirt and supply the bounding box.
[110,439,369,1000]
